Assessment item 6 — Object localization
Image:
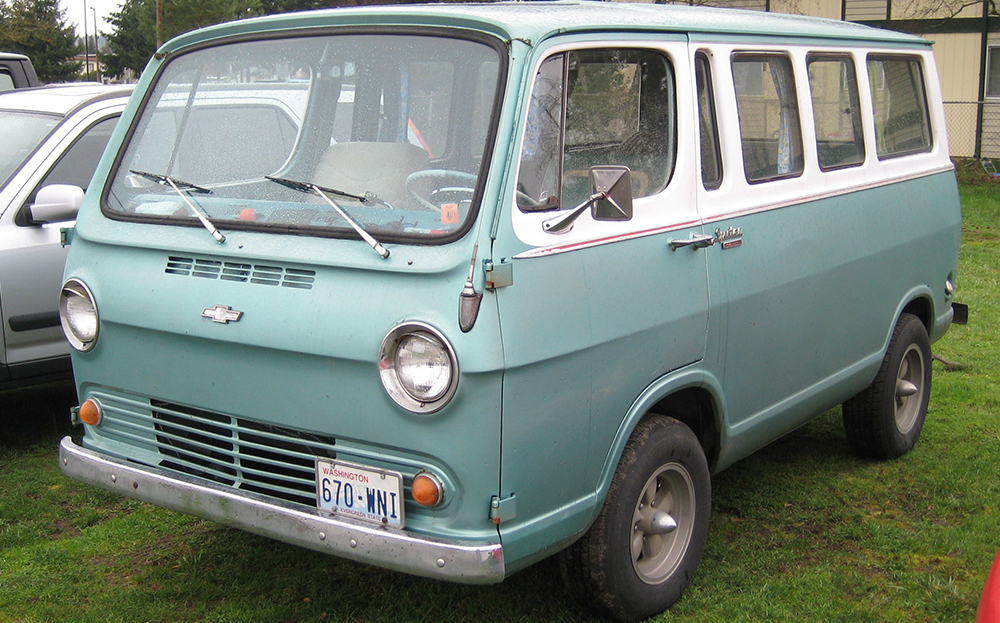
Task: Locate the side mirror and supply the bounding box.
[25,184,84,224]
[542,166,634,234]
[590,166,633,222]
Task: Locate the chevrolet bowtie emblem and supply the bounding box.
[202,305,243,324]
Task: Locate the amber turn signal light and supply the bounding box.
[411,472,444,508]
[79,399,103,426]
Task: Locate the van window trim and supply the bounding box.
[99,26,510,248]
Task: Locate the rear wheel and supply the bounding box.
[843,312,931,459]
[560,415,711,622]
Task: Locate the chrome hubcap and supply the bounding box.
[894,343,925,434]
[631,463,695,585]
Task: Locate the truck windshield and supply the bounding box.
[105,32,502,242]
[0,110,60,188]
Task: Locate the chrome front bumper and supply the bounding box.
[59,437,505,583]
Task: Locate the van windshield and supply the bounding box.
[105,33,503,242]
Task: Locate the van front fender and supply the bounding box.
[593,366,727,515]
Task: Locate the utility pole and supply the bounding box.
[156,0,163,48]
[91,7,101,83]
[83,0,90,79]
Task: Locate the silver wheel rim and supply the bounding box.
[630,462,696,585]
[894,343,925,434]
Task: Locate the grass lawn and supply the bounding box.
[1,184,998,623]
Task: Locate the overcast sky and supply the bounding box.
[60,0,123,38]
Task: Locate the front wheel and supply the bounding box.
[842,312,932,459]
[560,416,711,622]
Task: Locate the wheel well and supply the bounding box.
[647,388,719,469]
[902,297,931,331]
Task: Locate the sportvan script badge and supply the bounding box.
[202,305,243,324]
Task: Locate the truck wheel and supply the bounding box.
[560,415,711,622]
[843,312,931,459]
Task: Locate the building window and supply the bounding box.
[987,46,1000,98]
[843,0,889,21]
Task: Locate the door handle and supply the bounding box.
[668,233,715,251]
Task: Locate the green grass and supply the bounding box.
[2,184,998,622]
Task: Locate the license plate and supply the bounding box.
[315,458,405,528]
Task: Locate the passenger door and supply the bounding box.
[491,41,710,558]
[0,111,120,372]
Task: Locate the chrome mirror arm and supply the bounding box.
[541,192,605,235]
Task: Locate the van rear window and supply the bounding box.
[867,55,932,159]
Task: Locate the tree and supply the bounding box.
[0,0,80,82]
[103,0,261,80]
[101,0,154,80]
[258,0,333,13]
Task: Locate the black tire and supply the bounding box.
[559,416,711,622]
[843,312,932,459]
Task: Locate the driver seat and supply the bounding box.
[313,142,430,206]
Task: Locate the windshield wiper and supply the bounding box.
[267,176,389,259]
[130,170,225,243]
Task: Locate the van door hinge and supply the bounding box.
[490,494,516,525]
[60,226,75,247]
[484,259,513,290]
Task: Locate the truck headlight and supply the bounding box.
[59,278,99,352]
[380,322,458,413]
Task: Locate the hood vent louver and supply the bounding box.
[166,256,315,290]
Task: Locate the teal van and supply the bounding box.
[58,3,963,620]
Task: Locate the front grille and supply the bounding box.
[150,400,336,506]
[88,391,439,518]
[166,256,315,290]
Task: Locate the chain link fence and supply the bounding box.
[943,101,1000,158]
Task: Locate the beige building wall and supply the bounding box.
[771,0,841,18]
[930,32,981,102]
[927,33,981,157]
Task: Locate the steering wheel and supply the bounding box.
[406,169,478,212]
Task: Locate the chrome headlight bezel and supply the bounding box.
[59,278,99,352]
[379,322,458,414]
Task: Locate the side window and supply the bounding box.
[732,53,803,183]
[807,54,865,170]
[178,106,298,184]
[0,70,14,92]
[34,116,119,199]
[696,52,723,190]
[517,55,564,211]
[867,55,932,159]
[517,48,677,212]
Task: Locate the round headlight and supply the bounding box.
[396,333,452,402]
[59,278,99,352]
[380,323,458,414]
